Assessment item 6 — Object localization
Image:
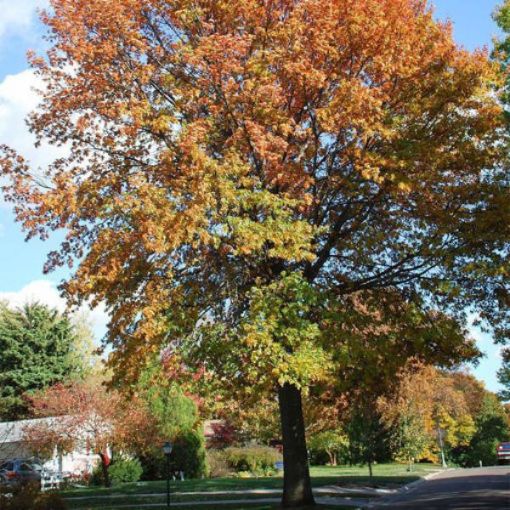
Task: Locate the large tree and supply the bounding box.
[0,302,81,420]
[494,0,510,403]
[1,0,510,505]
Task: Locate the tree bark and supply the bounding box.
[99,453,111,487]
[278,383,315,508]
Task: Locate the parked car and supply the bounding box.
[0,459,52,487]
[497,442,510,465]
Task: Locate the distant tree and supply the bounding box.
[133,357,208,479]
[391,411,430,471]
[379,364,477,465]
[344,400,391,477]
[379,380,430,471]
[0,303,81,420]
[461,394,510,467]
[308,430,348,467]
[24,381,157,487]
[68,311,104,381]
[450,371,490,416]
[136,357,199,439]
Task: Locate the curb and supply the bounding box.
[364,468,455,509]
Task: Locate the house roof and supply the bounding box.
[0,417,63,443]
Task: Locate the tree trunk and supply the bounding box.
[278,383,315,508]
[99,453,110,487]
[368,460,373,478]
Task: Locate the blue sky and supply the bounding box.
[0,0,505,393]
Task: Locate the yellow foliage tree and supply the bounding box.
[1,0,509,505]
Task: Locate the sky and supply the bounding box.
[0,0,506,393]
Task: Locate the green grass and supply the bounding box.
[61,463,442,509]
[309,463,439,487]
[61,463,440,498]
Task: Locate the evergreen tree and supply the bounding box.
[0,302,81,420]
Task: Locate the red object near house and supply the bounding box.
[497,442,510,464]
[101,450,111,467]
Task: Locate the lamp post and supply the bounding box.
[436,426,447,469]
[162,441,173,508]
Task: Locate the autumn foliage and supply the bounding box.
[24,382,157,487]
[1,0,509,505]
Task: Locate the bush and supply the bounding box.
[89,463,104,486]
[109,458,143,485]
[224,446,281,475]
[0,483,67,510]
[139,430,208,480]
[171,430,208,478]
[206,449,230,478]
[139,451,166,481]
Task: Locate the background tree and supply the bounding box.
[1,0,509,506]
[390,411,429,472]
[497,353,510,402]
[493,0,510,406]
[344,400,391,476]
[69,311,105,381]
[0,302,82,420]
[459,394,509,467]
[308,430,348,467]
[24,381,157,487]
[379,364,508,466]
[136,357,200,438]
[134,357,207,479]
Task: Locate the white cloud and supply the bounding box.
[0,68,68,211]
[0,69,64,170]
[0,0,48,43]
[0,280,64,310]
[0,280,109,342]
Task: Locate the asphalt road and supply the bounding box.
[370,466,510,510]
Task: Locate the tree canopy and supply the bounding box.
[1,0,509,505]
[494,0,510,402]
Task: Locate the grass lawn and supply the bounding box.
[310,463,439,487]
[62,463,441,509]
[61,463,439,498]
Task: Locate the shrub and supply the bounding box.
[224,446,281,475]
[139,430,208,480]
[0,483,67,510]
[109,458,143,485]
[206,449,230,478]
[89,463,104,486]
[139,450,166,481]
[171,430,208,478]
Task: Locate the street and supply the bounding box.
[371,466,510,510]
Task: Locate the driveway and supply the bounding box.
[370,466,510,510]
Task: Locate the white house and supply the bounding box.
[0,417,98,477]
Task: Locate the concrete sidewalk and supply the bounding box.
[65,485,395,501]
[67,496,369,508]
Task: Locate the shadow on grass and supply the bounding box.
[62,474,421,499]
